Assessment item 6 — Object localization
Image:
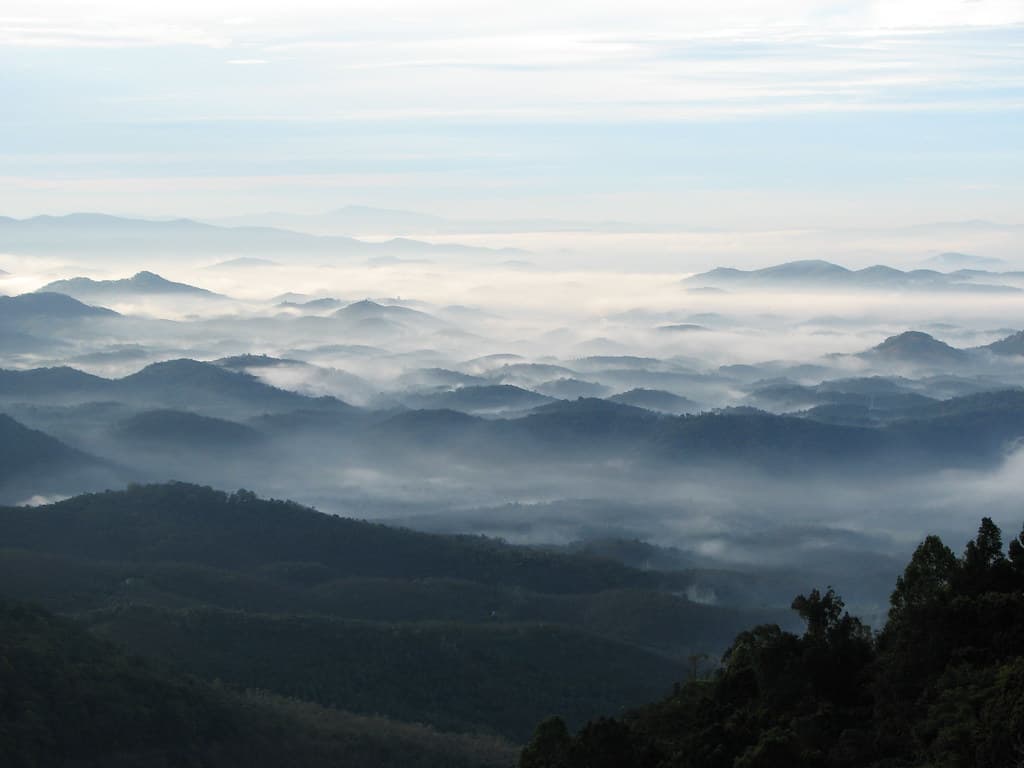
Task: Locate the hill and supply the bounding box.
[114,409,263,447]
[0,600,514,768]
[981,329,1024,356]
[0,483,778,739]
[0,359,349,419]
[116,359,336,414]
[0,366,109,397]
[0,414,101,485]
[0,213,516,260]
[684,260,1019,292]
[535,378,610,399]
[921,250,1006,270]
[38,270,222,300]
[335,299,439,325]
[401,384,555,414]
[610,389,700,414]
[0,414,121,502]
[0,292,118,328]
[859,331,969,366]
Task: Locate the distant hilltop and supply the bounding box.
[683,259,1022,293]
[38,271,222,301]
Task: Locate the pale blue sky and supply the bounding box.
[2,0,1022,228]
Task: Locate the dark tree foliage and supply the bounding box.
[1,483,734,741]
[520,517,1024,768]
[0,601,515,768]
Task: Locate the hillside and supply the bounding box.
[401,384,555,413]
[0,483,776,739]
[39,270,222,300]
[0,600,514,768]
[0,417,117,501]
[0,414,88,479]
[0,359,341,417]
[860,331,969,366]
[0,213,517,259]
[610,389,700,414]
[0,292,118,329]
[983,329,1024,356]
[684,260,1019,293]
[518,517,1024,768]
[114,409,263,447]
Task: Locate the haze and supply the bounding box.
[2,0,1024,679]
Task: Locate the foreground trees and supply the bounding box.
[521,517,1024,768]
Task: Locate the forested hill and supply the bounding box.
[518,518,1024,768]
[0,600,516,768]
[0,483,778,742]
[0,482,661,593]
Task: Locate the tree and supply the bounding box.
[889,535,958,622]
[791,588,844,641]
[960,517,1010,593]
[1008,524,1024,577]
[520,717,571,768]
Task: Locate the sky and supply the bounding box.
[1,0,1023,229]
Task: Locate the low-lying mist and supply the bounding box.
[3,229,1024,621]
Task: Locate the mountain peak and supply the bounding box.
[37,271,218,299]
[866,331,967,364]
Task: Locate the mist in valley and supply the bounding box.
[4,214,1024,623]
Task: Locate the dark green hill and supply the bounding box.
[0,483,772,739]
[0,483,661,594]
[0,413,107,487]
[0,600,514,768]
[882,389,1024,465]
[609,389,699,415]
[87,605,684,740]
[116,359,314,411]
[0,359,349,419]
[0,366,109,397]
[114,409,263,447]
[402,384,555,413]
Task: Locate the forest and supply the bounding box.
[519,517,1024,767]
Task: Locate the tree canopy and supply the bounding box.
[520,516,1024,768]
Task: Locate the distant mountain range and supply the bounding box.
[38,271,222,301]
[0,213,527,260]
[209,205,634,237]
[0,359,344,418]
[920,251,1007,270]
[684,259,1022,292]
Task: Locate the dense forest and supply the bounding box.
[4,483,1022,766]
[0,483,779,744]
[519,518,1024,767]
[0,600,515,768]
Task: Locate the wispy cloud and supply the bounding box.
[2,1,1021,223]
